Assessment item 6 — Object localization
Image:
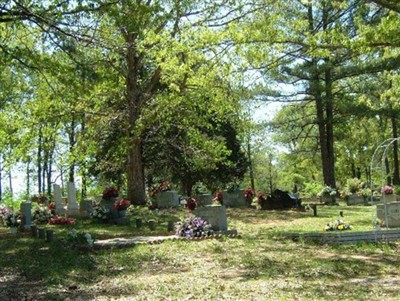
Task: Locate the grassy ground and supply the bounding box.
[1,203,400,300]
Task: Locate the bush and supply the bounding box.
[302,182,324,198]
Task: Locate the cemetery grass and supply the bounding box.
[1,203,400,300]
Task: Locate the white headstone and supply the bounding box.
[53,184,66,214]
[67,182,79,215]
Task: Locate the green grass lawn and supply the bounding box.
[1,204,400,300]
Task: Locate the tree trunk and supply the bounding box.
[38,125,43,194]
[26,159,30,197]
[125,32,146,205]
[392,116,400,185]
[247,138,255,191]
[8,168,12,197]
[68,118,76,183]
[127,140,146,204]
[351,162,356,178]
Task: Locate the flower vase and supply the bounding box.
[10,227,17,235]
[118,210,126,218]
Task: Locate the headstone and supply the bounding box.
[381,194,397,203]
[264,189,302,209]
[195,194,213,207]
[347,194,365,205]
[53,184,66,214]
[195,205,228,231]
[377,202,400,227]
[100,197,119,219]
[223,190,246,208]
[67,182,80,215]
[20,201,32,229]
[38,228,46,239]
[156,191,179,208]
[80,200,93,217]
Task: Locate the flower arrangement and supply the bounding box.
[66,229,95,247]
[113,199,131,211]
[359,188,372,198]
[102,187,119,198]
[317,186,337,197]
[212,191,223,205]
[324,219,352,231]
[31,194,49,204]
[175,217,213,238]
[149,180,171,197]
[49,216,76,225]
[90,206,110,221]
[0,206,11,217]
[244,188,255,206]
[48,202,56,215]
[256,191,268,209]
[185,198,197,211]
[4,212,21,228]
[381,185,394,195]
[32,205,53,224]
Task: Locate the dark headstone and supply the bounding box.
[263,189,301,210]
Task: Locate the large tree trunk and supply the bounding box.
[392,116,400,185]
[126,32,146,205]
[127,140,146,204]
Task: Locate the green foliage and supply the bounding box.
[302,182,324,198]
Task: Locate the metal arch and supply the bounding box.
[370,138,400,229]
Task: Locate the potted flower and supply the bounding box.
[113,199,131,217]
[32,205,53,224]
[256,191,268,210]
[381,185,396,202]
[185,198,197,211]
[212,191,223,205]
[4,212,21,234]
[175,217,213,238]
[102,187,119,199]
[90,206,110,222]
[244,188,255,207]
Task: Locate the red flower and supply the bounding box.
[103,187,119,198]
[186,198,197,211]
[114,199,131,211]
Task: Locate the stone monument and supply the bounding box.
[67,182,80,215]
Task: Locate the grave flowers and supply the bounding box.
[49,216,76,225]
[90,206,110,221]
[102,187,119,198]
[175,216,213,238]
[113,199,131,211]
[381,185,394,195]
[212,191,223,205]
[4,212,21,228]
[324,219,352,231]
[32,205,53,224]
[149,180,171,197]
[66,229,95,248]
[185,198,197,211]
[244,188,255,207]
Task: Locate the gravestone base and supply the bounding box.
[377,202,400,228]
[195,205,227,231]
[156,191,180,208]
